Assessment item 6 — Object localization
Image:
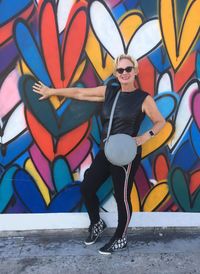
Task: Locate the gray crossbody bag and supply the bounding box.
[104,91,137,166]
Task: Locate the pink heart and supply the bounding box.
[0,69,21,118]
[192,91,200,130]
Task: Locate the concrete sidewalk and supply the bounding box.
[0,227,200,274]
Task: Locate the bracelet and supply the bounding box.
[148,130,155,137]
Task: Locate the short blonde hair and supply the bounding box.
[113,54,138,75]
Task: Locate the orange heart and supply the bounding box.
[159,0,200,71]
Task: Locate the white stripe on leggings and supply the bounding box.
[122,163,132,237]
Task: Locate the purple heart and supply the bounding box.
[192,91,200,130]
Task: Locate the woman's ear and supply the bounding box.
[134,67,139,75]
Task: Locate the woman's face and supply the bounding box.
[115,58,136,85]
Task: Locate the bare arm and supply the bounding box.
[32,81,106,102]
[135,95,166,146]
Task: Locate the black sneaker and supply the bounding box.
[99,236,127,255]
[84,219,106,245]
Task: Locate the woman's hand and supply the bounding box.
[32,81,51,100]
[135,133,149,146]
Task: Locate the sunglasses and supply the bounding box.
[116,66,134,74]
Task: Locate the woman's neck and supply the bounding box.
[120,83,136,92]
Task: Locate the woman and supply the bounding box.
[33,54,165,255]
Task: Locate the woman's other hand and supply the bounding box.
[134,133,149,146]
[32,81,51,100]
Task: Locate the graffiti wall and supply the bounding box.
[0,0,200,216]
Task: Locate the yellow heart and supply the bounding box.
[159,0,200,70]
[142,182,170,212]
[131,183,141,212]
[25,158,51,205]
[141,121,174,158]
[85,12,143,81]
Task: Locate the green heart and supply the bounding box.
[168,167,200,212]
[19,75,100,138]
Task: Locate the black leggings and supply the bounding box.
[80,147,141,238]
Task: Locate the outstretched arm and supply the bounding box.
[135,95,166,146]
[32,81,106,102]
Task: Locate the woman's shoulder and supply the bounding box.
[136,89,151,99]
[104,78,120,100]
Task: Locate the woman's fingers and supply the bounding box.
[32,81,50,100]
[32,88,41,94]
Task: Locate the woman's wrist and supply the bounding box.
[135,131,152,146]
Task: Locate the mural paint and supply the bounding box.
[0,0,200,214]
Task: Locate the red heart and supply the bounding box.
[40,1,88,88]
[170,52,196,92]
[137,57,156,96]
[26,110,90,161]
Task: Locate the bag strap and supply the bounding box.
[104,91,121,142]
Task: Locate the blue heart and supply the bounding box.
[0,0,33,25]
[171,140,198,171]
[14,20,52,86]
[148,46,171,73]
[123,0,140,10]
[53,157,74,192]
[190,122,200,160]
[0,132,32,167]
[13,169,82,213]
[0,42,19,77]
[138,91,179,135]
[0,165,19,212]
[140,0,158,18]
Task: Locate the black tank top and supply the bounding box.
[100,81,149,147]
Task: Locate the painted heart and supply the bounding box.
[159,0,200,70]
[170,52,196,92]
[0,40,19,77]
[142,182,170,212]
[86,1,161,80]
[19,76,99,160]
[157,72,173,94]
[168,81,200,152]
[52,157,74,193]
[138,91,179,135]
[0,69,21,118]
[168,167,200,212]
[26,109,90,161]
[197,52,200,79]
[191,90,200,130]
[153,154,169,182]
[190,121,200,160]
[0,0,35,45]
[134,165,151,202]
[13,169,82,213]
[140,0,158,18]
[14,0,88,88]
[0,165,19,212]
[137,57,156,96]
[148,46,171,73]
[19,75,99,136]
[29,144,54,191]
[171,140,198,171]
[0,103,33,166]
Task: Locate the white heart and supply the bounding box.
[1,103,27,144]
[57,0,75,33]
[157,72,173,94]
[168,81,200,152]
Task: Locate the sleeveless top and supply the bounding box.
[100,81,149,148]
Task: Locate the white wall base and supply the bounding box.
[1,212,200,231]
